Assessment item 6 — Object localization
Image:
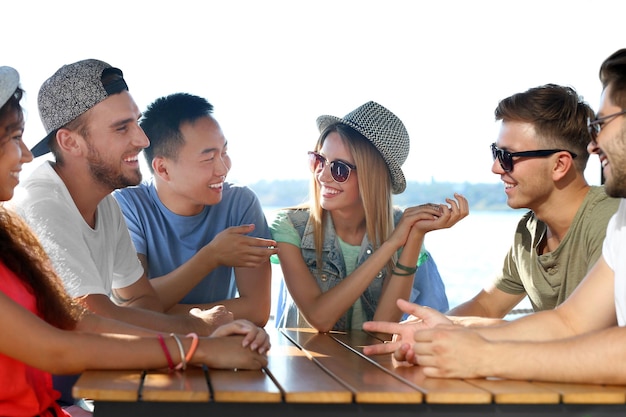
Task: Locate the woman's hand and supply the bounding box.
[210,319,271,354]
[410,193,469,235]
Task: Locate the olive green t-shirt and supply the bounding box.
[495,186,619,311]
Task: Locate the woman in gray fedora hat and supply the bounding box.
[271,101,468,332]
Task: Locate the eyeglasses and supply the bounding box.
[308,151,356,183]
[587,109,626,140]
[490,143,578,173]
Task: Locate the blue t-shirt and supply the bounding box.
[113,179,271,304]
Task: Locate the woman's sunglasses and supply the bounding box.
[308,151,356,184]
[490,143,577,173]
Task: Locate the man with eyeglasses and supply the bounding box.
[445,83,619,323]
[363,48,626,384]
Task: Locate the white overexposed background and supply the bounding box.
[5,0,624,187]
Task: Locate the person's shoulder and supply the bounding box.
[586,185,621,211]
[101,192,127,212]
[12,162,65,206]
[20,161,58,187]
[281,207,311,222]
[113,181,152,204]
[223,181,254,194]
[578,186,620,226]
[588,185,619,202]
[220,181,263,205]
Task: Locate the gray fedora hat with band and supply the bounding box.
[31,59,129,158]
[316,101,410,194]
[0,66,20,109]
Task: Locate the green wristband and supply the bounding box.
[392,269,415,276]
[395,261,418,274]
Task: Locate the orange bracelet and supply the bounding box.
[185,332,199,363]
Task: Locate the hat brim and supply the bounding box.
[0,66,20,109]
[316,114,407,194]
[31,131,54,158]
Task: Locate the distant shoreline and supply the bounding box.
[248,179,514,212]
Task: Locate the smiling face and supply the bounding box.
[491,121,555,210]
[153,115,231,215]
[588,85,626,198]
[82,91,149,190]
[316,132,361,213]
[0,107,32,201]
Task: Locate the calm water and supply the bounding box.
[265,209,529,320]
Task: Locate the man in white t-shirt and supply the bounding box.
[12,59,231,335]
[361,48,626,385]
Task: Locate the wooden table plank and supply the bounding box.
[331,330,492,404]
[466,378,559,404]
[532,381,626,404]
[265,327,352,403]
[207,367,281,403]
[72,370,143,402]
[282,328,424,404]
[141,367,209,402]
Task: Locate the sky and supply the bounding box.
[5,0,625,186]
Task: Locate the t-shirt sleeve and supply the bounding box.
[493,246,525,295]
[492,215,528,295]
[270,211,301,247]
[581,192,620,270]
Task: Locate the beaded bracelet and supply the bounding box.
[171,333,187,371]
[157,334,175,371]
[185,332,199,364]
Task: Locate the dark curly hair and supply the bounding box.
[0,206,83,329]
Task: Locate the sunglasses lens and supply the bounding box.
[308,151,353,183]
[309,152,324,173]
[330,161,351,183]
[491,144,512,172]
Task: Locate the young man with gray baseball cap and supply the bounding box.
[10,60,242,407]
[14,58,232,332]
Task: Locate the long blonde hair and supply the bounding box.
[309,123,395,273]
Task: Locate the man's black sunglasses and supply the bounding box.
[308,151,356,183]
[490,143,577,173]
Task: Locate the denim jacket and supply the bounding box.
[275,208,449,330]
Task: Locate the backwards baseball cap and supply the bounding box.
[316,101,410,194]
[32,59,129,157]
[0,66,20,109]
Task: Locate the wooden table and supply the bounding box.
[74,328,626,416]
